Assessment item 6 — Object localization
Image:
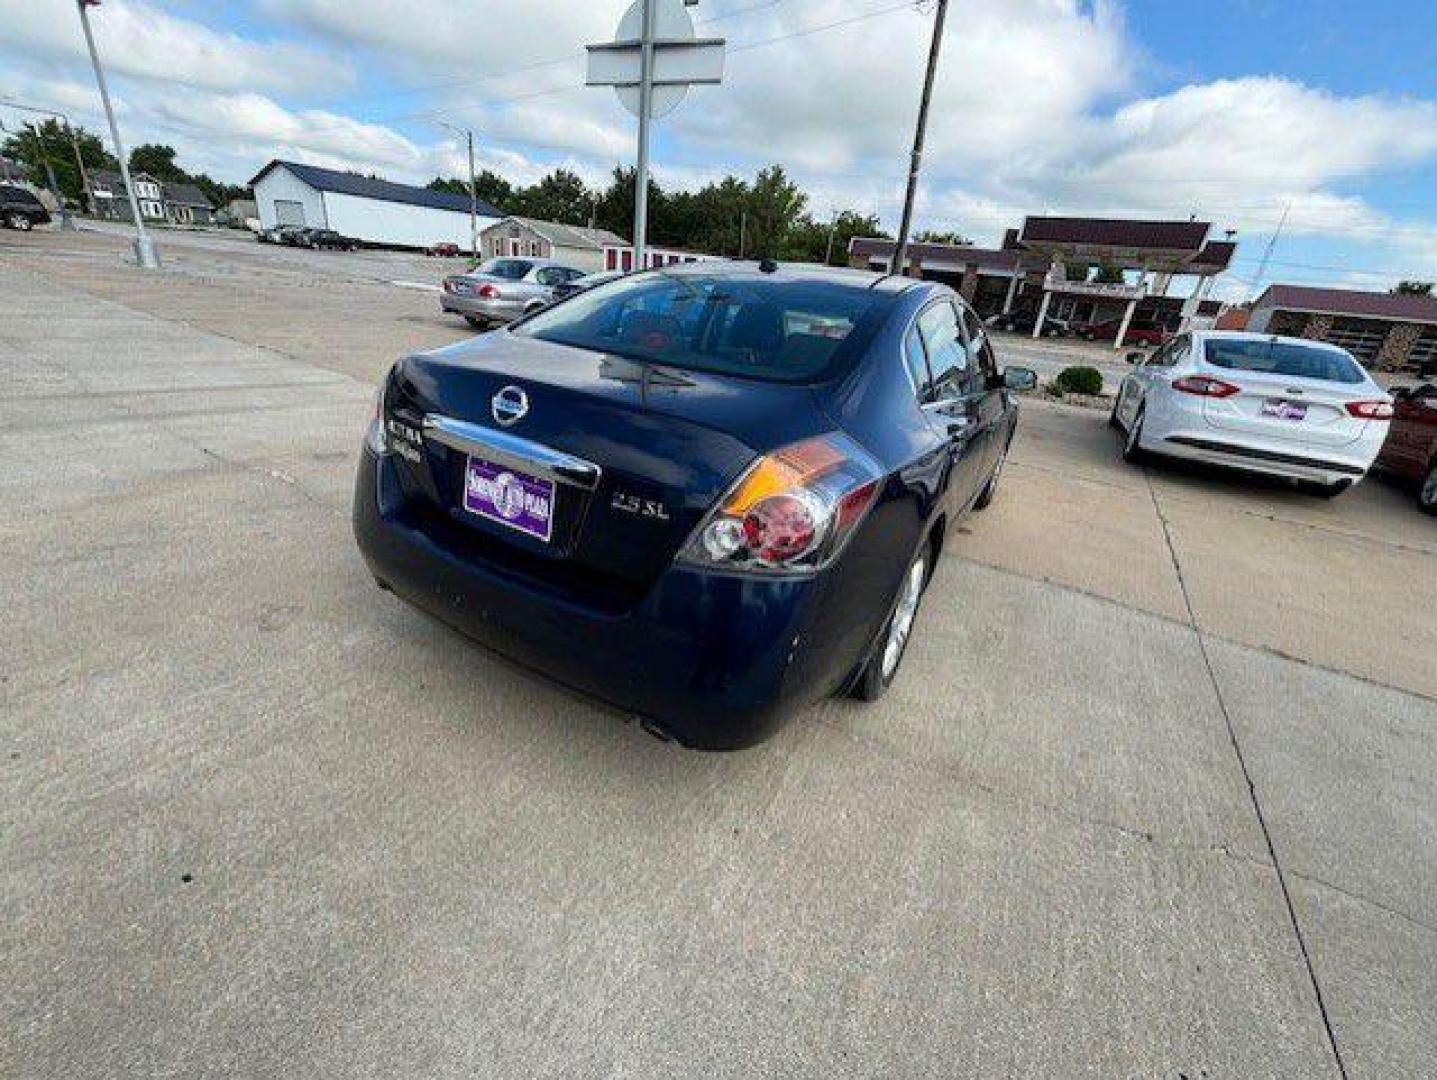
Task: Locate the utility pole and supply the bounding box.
[76,0,158,268]
[739,208,747,259]
[438,121,479,261]
[1252,200,1290,294]
[632,0,656,270]
[824,209,840,265]
[890,0,948,277]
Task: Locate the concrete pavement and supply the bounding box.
[2,231,1433,1078]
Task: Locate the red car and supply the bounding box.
[1374,382,1437,513]
[1077,317,1167,347]
[427,242,461,257]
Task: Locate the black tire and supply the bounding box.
[1297,479,1352,498]
[850,541,932,702]
[973,439,1010,510]
[463,315,488,330]
[8,212,33,231]
[1108,394,1122,429]
[1417,462,1437,515]
[1121,404,1146,462]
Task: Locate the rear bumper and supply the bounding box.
[440,293,524,322]
[352,449,841,749]
[1142,391,1383,484]
[1150,431,1374,484]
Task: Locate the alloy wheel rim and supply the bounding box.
[882,556,926,679]
[1423,467,1437,507]
[1126,413,1142,454]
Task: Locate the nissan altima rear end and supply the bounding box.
[354,264,1024,747]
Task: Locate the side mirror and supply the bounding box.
[1126,351,1144,365]
[1003,366,1038,391]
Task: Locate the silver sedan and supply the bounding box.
[440,258,587,328]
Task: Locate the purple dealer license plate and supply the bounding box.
[1261,398,1307,422]
[462,456,555,542]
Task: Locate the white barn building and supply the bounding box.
[248,160,503,249]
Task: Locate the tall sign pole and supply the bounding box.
[632,0,657,270]
[891,0,948,277]
[588,0,724,270]
[76,0,159,268]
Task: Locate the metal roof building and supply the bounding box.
[248,160,504,249]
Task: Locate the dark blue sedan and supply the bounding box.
[354,262,1035,748]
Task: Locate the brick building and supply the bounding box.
[1246,285,1437,375]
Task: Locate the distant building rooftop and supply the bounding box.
[248,159,505,218]
[1255,284,1437,324]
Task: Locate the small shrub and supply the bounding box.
[1054,365,1104,396]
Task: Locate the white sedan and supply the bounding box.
[1111,330,1393,496]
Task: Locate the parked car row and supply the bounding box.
[255,224,357,250]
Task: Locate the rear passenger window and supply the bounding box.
[916,301,966,399]
[903,326,932,401]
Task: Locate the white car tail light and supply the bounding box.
[1345,400,1394,419]
[679,433,884,575]
[1172,376,1240,398]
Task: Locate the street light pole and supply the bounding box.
[75,0,158,268]
[438,121,479,261]
[890,0,948,277]
[824,209,840,265]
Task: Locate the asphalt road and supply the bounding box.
[3,227,1434,1079]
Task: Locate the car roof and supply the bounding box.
[634,259,921,294]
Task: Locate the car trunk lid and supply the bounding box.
[385,332,834,596]
[1198,367,1371,449]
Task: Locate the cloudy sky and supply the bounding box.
[3,0,1435,297]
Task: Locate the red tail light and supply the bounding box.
[679,433,884,575]
[477,283,501,299]
[1345,400,1394,420]
[1172,376,1240,398]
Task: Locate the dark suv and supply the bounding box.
[1,184,51,231]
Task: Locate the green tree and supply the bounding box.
[509,168,593,225]
[427,169,512,210]
[744,165,806,260]
[1394,280,1434,296]
[128,144,188,182]
[0,119,116,205]
[782,210,888,265]
[593,166,666,244]
[914,229,971,246]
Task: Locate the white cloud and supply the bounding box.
[0,0,351,95]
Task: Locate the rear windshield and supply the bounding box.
[512,271,893,383]
[1204,338,1366,384]
[480,259,533,280]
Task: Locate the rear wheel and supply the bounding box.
[1419,462,1437,515]
[851,543,931,702]
[7,212,33,231]
[463,315,488,330]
